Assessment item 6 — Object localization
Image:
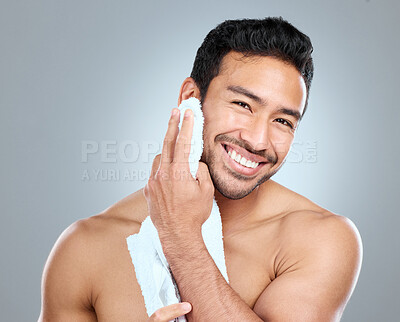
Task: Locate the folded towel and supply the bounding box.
[126,97,229,321]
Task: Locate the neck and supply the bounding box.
[215,185,261,236]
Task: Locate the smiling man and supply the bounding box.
[39,17,362,321]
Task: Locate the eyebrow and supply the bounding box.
[226,85,268,106]
[277,107,302,122]
[227,85,302,122]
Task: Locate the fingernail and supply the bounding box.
[171,108,178,116]
[184,109,192,118]
[182,303,191,311]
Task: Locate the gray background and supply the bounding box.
[1,0,399,321]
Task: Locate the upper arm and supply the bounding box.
[39,220,97,322]
[253,215,363,322]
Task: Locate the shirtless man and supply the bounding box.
[39,17,362,321]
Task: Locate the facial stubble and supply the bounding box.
[201,135,280,200]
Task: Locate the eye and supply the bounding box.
[275,118,294,129]
[233,101,251,111]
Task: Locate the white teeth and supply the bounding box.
[227,148,259,169]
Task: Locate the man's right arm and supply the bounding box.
[38,219,97,322]
[38,216,193,322]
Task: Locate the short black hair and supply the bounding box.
[190,17,314,118]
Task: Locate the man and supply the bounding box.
[39,17,362,321]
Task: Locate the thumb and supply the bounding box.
[196,162,214,191]
[150,154,162,179]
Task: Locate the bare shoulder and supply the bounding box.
[274,181,363,263]
[39,215,108,320]
[48,188,147,259]
[279,186,362,254]
[266,180,362,252]
[267,180,363,294]
[253,183,363,320]
[40,188,148,321]
[101,188,149,224]
[280,208,363,266]
[42,188,148,284]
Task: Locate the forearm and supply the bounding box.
[159,228,263,322]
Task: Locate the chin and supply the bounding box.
[210,166,275,200]
[201,139,280,200]
[214,183,258,200]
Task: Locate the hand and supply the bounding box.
[148,302,192,321]
[143,108,214,238]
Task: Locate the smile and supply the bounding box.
[221,143,267,176]
[227,149,259,168]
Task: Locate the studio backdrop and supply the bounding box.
[1,0,399,321]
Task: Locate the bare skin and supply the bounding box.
[39,53,362,321]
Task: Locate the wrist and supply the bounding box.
[158,225,204,264]
[158,224,203,245]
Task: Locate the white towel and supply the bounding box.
[126,97,229,321]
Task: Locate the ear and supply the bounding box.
[178,77,201,106]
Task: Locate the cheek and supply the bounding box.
[203,105,244,135]
[204,107,251,135]
[271,134,294,157]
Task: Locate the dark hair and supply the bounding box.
[190,17,314,118]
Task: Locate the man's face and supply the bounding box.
[200,52,306,199]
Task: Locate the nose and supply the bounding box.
[239,116,271,152]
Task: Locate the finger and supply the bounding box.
[174,109,194,166]
[149,302,192,322]
[143,183,149,199]
[160,108,180,166]
[196,162,214,192]
[150,154,161,179]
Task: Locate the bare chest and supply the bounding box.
[93,227,278,321]
[222,226,278,308]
